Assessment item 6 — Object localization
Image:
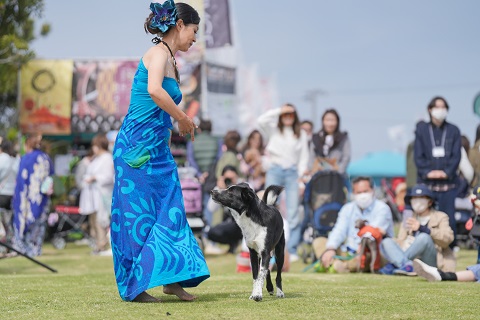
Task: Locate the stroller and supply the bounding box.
[178,167,205,250]
[299,170,348,263]
[48,204,94,250]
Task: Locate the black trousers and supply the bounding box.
[207,219,243,253]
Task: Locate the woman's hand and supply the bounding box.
[177,114,197,141]
[405,217,420,232]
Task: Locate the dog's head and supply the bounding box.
[210,182,257,215]
[355,219,367,229]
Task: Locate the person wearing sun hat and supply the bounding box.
[379,184,456,275]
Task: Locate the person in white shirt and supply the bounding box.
[257,103,309,261]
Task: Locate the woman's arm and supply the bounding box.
[145,47,196,140]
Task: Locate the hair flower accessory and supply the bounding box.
[150,0,178,33]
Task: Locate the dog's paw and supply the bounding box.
[249,294,263,302]
[268,290,274,296]
[276,289,285,298]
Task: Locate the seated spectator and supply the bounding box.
[414,259,480,282]
[206,165,244,254]
[312,176,394,273]
[379,184,455,275]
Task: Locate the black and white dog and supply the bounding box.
[211,183,285,301]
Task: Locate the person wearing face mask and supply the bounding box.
[379,184,455,275]
[313,176,394,273]
[414,96,461,249]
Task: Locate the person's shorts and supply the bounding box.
[466,264,480,282]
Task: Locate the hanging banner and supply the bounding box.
[206,62,237,135]
[204,0,232,48]
[19,60,73,135]
[71,60,138,133]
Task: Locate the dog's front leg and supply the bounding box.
[249,251,270,302]
[249,248,260,281]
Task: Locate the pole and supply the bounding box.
[0,241,58,273]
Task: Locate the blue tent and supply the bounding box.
[347,151,406,178]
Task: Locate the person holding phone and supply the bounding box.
[379,184,455,275]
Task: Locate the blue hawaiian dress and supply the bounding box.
[111,59,210,301]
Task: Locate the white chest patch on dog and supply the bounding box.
[229,209,267,253]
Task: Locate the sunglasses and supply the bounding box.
[282,112,295,118]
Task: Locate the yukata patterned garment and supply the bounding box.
[12,149,53,256]
[111,59,210,301]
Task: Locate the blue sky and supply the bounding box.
[32,0,480,160]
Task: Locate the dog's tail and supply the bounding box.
[262,185,284,206]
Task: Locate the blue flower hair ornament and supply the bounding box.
[150,0,178,33]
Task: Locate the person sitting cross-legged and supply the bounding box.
[379,184,455,276]
[313,176,394,273]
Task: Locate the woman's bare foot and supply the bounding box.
[132,291,161,303]
[163,283,196,301]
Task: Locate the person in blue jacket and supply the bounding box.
[414,96,461,248]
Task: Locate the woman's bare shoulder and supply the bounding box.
[142,46,168,69]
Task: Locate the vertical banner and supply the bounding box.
[204,0,232,48]
[19,60,73,135]
[206,62,237,135]
[71,60,138,133]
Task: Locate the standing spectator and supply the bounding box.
[258,103,309,261]
[300,120,315,175]
[79,134,114,255]
[414,96,461,248]
[0,139,20,245]
[12,133,53,257]
[311,109,351,175]
[379,184,455,275]
[215,130,242,182]
[186,118,221,181]
[457,135,475,199]
[185,118,222,254]
[240,129,266,192]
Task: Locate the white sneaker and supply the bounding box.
[412,259,441,282]
[289,254,300,263]
[98,249,113,256]
[204,243,224,255]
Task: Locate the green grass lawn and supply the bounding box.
[1,243,479,320]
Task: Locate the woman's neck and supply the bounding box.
[431,117,444,127]
[161,36,178,54]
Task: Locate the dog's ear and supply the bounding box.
[241,187,255,203]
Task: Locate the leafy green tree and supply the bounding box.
[0,0,50,135]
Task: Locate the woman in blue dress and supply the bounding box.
[111,1,209,303]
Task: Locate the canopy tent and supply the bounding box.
[347,151,406,178]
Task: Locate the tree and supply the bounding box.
[0,0,50,135]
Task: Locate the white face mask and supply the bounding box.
[411,198,430,213]
[431,108,448,121]
[354,192,374,209]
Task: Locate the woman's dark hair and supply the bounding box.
[321,109,340,134]
[0,139,15,157]
[277,103,301,138]
[242,129,264,154]
[221,165,238,176]
[475,124,480,143]
[427,96,449,110]
[461,135,470,154]
[144,2,201,36]
[91,134,109,151]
